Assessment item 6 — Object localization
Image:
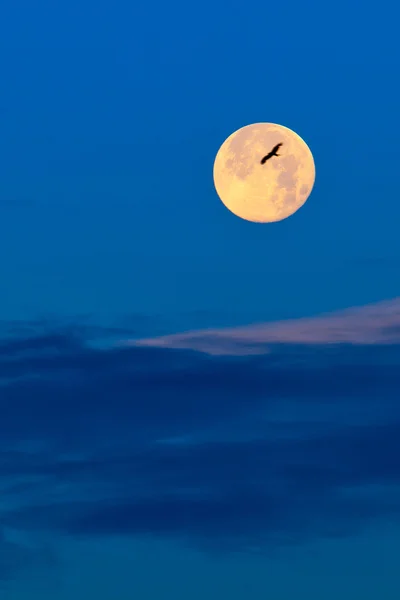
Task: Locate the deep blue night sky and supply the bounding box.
[1,0,400,598]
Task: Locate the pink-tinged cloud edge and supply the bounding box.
[120,297,400,356]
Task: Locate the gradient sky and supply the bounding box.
[1,0,400,598]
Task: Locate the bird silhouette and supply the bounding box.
[260,143,283,165]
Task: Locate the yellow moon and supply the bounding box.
[213,122,315,223]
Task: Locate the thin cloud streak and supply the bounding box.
[126,297,400,355]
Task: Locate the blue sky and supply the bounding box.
[1,0,400,597]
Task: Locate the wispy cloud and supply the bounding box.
[126,297,400,355]
[0,316,399,566]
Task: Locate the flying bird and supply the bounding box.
[260,143,283,165]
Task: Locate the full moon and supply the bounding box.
[213,122,315,223]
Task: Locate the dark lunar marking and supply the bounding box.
[300,184,309,196]
[277,155,298,190]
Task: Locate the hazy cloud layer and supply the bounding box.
[128,297,400,355]
[0,311,399,577]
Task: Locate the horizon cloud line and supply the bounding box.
[120,297,400,356]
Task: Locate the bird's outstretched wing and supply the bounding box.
[260,154,271,165]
